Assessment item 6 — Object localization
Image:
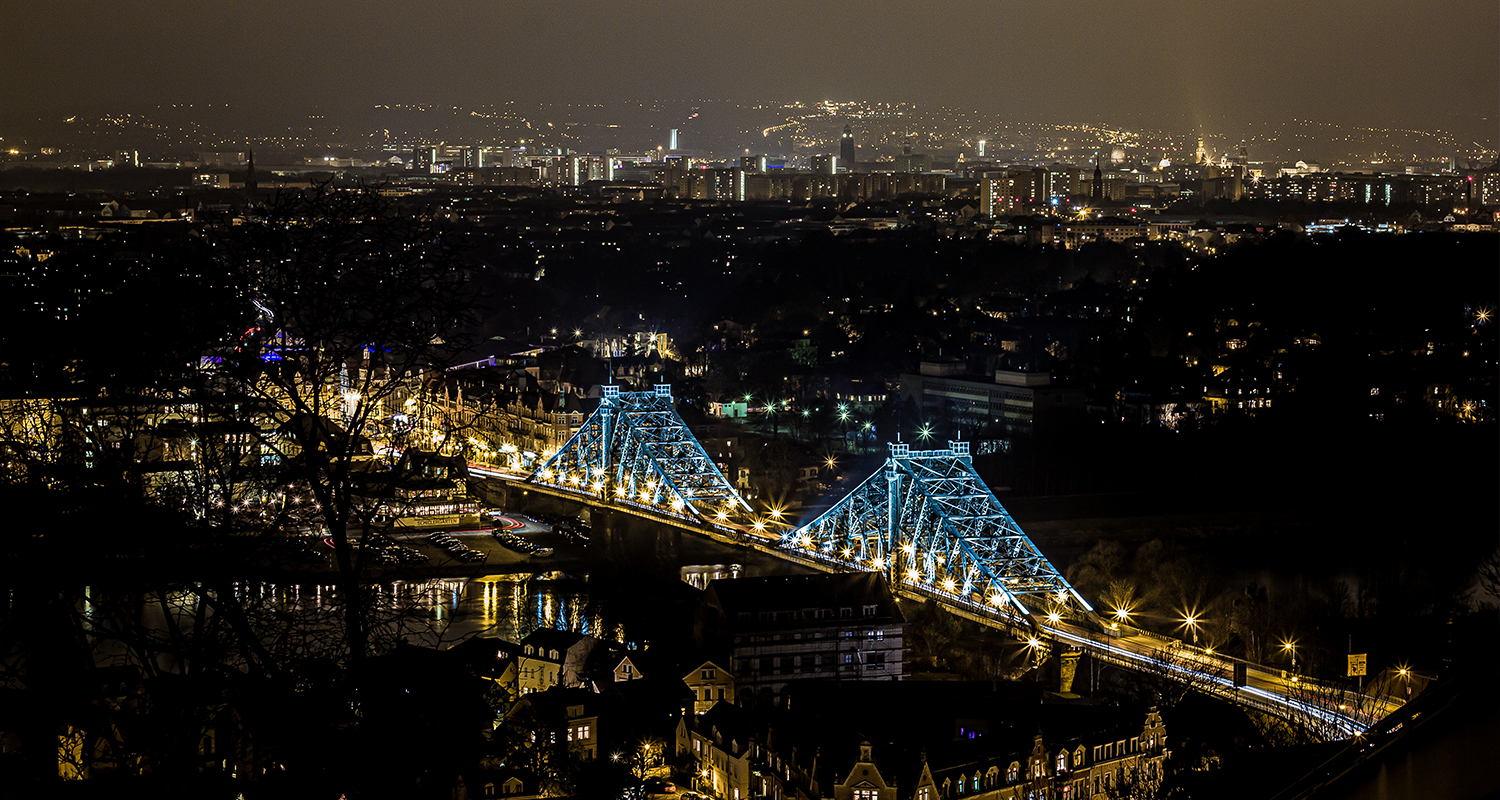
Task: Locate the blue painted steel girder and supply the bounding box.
[781,441,1093,622]
[530,385,749,521]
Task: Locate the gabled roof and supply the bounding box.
[521,628,592,657]
[682,658,732,681]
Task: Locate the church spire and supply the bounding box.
[245,147,258,206]
[1091,154,1103,202]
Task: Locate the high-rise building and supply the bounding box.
[669,128,678,151]
[977,139,987,158]
[414,147,436,172]
[840,125,856,164]
[892,151,931,173]
[981,172,1021,217]
[740,155,767,173]
[462,146,483,169]
[810,154,838,175]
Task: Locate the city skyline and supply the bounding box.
[0,3,1494,796]
[2,0,1496,143]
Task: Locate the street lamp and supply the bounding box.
[1182,615,1200,645]
[1281,639,1298,672]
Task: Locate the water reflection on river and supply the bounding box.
[31,518,812,669]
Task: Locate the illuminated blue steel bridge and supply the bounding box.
[778,440,1093,625]
[526,388,1376,737]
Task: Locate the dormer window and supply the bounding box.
[1007,762,1019,783]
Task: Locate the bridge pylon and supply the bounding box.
[779,440,1095,626]
[528,385,752,525]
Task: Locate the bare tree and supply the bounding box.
[206,181,485,669]
[0,182,493,791]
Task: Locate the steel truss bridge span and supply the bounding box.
[526,387,1376,737]
[530,385,753,528]
[779,439,1094,624]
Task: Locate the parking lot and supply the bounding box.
[377,510,586,575]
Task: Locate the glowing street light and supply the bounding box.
[1281,639,1298,671]
[918,424,933,441]
[1182,614,1200,645]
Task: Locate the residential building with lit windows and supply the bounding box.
[767,684,1168,800]
[675,700,788,800]
[695,574,906,710]
[517,629,602,694]
[684,660,736,714]
[501,687,603,771]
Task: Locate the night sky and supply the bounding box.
[3,0,1496,138]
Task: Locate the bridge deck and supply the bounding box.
[516,479,1387,738]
